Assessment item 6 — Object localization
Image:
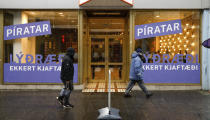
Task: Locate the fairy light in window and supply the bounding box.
[191,42,195,46]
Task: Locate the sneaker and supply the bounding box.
[56,96,63,105]
[63,103,74,108]
[146,93,153,99]
[124,94,132,97]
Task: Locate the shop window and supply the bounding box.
[135,10,200,63]
[4,10,78,63]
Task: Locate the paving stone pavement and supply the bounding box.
[0,90,210,120]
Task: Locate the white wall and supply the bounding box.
[202,10,210,90]
[0,0,209,9]
[13,12,22,63]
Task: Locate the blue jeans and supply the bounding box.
[125,79,149,95]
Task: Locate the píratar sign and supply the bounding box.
[4,21,51,40]
[135,20,182,39]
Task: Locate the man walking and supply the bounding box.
[125,48,153,98]
[57,47,75,108]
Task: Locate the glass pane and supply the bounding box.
[4,10,78,63]
[109,65,122,80]
[109,38,123,62]
[135,10,200,63]
[91,38,105,62]
[88,18,125,35]
[91,65,105,80]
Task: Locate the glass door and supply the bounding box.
[88,35,124,83]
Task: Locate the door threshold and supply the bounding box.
[82,82,126,92]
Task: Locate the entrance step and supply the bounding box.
[82,82,126,92]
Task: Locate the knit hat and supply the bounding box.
[136,48,143,53]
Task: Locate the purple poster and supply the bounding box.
[4,21,51,40]
[135,20,182,39]
[4,63,78,83]
[143,63,200,84]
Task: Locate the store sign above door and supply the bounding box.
[79,0,133,6]
[4,21,51,40]
[135,20,182,40]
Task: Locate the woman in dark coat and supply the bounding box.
[57,47,75,108]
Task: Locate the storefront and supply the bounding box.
[0,0,209,90]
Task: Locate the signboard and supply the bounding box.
[79,0,133,6]
[143,63,200,84]
[79,0,90,5]
[135,20,182,39]
[4,54,78,83]
[4,21,51,40]
[141,53,200,83]
[122,0,133,5]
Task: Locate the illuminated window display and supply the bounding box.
[3,10,79,83]
[135,10,200,63]
[4,10,78,63]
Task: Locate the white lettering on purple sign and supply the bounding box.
[135,20,182,39]
[4,21,51,40]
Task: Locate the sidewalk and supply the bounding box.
[0,90,210,120]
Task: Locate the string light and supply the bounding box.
[191,51,195,55]
[191,42,195,46]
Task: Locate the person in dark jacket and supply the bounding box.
[124,48,153,98]
[57,47,75,108]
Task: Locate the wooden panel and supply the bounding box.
[0,10,3,84]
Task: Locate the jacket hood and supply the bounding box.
[66,47,75,57]
[131,51,139,58]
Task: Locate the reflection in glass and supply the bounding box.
[91,38,105,62]
[135,10,200,63]
[91,65,105,80]
[3,10,79,63]
[109,65,122,80]
[109,38,123,62]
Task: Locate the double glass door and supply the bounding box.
[88,36,125,83]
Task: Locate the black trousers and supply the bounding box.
[125,79,149,95]
[59,80,72,104]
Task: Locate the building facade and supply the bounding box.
[0,0,210,90]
